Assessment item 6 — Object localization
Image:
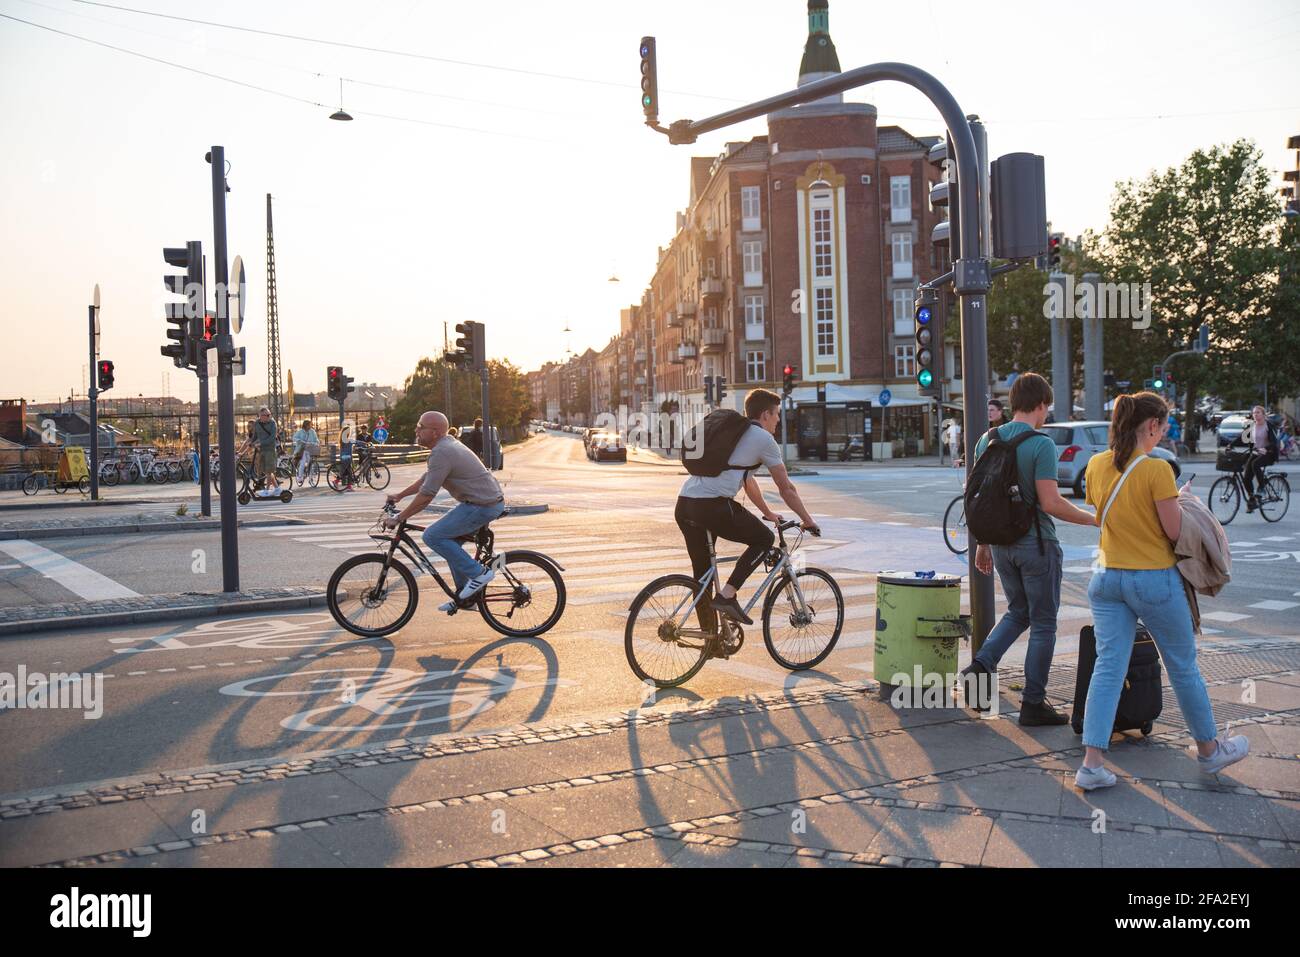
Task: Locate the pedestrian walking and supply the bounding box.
[960,373,1098,723]
[1075,391,1249,790]
[948,418,962,468]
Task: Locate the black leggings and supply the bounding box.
[675,496,775,595]
[1244,450,1276,497]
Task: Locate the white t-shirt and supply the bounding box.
[679,423,784,500]
[949,424,962,445]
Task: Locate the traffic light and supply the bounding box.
[327,365,343,401]
[715,376,727,404]
[914,291,941,396]
[782,364,795,396]
[96,359,114,392]
[1152,365,1165,391]
[454,321,486,373]
[639,37,658,123]
[161,242,202,369]
[703,374,714,405]
[1047,232,1063,271]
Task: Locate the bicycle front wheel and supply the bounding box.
[943,495,968,555]
[99,465,119,487]
[624,574,711,688]
[1260,475,1290,523]
[22,474,39,495]
[762,567,844,671]
[476,551,566,638]
[1208,476,1240,525]
[365,462,391,491]
[326,464,346,491]
[307,462,321,488]
[327,554,418,638]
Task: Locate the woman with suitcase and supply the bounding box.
[1075,392,1249,790]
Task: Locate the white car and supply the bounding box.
[1040,421,1181,498]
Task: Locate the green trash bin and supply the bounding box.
[874,572,967,696]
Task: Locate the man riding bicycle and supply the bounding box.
[677,388,819,628]
[385,410,504,612]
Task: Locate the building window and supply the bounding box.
[743,240,763,287]
[744,295,765,339]
[812,206,833,278]
[815,287,835,357]
[746,350,766,382]
[894,344,915,378]
[891,175,912,223]
[891,232,913,280]
[892,288,914,335]
[741,186,761,231]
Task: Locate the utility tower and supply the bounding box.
[265,193,284,425]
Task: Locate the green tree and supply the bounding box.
[388,358,534,444]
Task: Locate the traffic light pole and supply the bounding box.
[87,305,99,501]
[480,368,492,469]
[660,61,995,648]
[197,358,211,517]
[209,145,239,593]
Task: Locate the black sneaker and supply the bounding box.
[1019,698,1069,727]
[959,659,994,712]
[710,594,753,626]
[1246,496,1259,513]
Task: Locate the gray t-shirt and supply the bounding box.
[419,435,503,505]
[679,423,784,499]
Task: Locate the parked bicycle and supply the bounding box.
[327,445,390,492]
[1209,449,1290,524]
[942,494,968,555]
[326,504,566,639]
[624,519,844,688]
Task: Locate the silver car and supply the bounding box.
[1040,421,1181,498]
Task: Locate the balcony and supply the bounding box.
[634,349,647,363]
[676,342,697,362]
[700,277,724,298]
[634,376,646,386]
[677,300,697,317]
[702,328,726,354]
[667,311,682,328]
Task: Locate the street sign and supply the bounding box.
[879,389,892,407]
[1116,380,1131,388]
[229,255,246,334]
[372,427,389,444]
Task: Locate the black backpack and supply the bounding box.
[681,409,759,477]
[964,426,1044,551]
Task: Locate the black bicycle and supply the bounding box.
[326,504,567,639]
[1208,450,1290,525]
[942,494,968,555]
[624,519,844,688]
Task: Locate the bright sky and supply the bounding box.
[1,0,1296,404]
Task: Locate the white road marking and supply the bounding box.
[1260,536,1294,542]
[1248,600,1300,611]
[0,563,21,570]
[1200,611,1253,623]
[0,540,139,601]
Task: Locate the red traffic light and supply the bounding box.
[783,364,794,376]
[98,361,110,376]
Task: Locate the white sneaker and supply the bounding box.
[458,567,495,600]
[1198,735,1250,774]
[438,600,457,614]
[1074,764,1118,791]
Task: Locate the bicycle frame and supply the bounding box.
[368,520,509,607]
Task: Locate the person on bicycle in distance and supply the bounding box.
[676,388,819,628]
[1234,405,1279,513]
[384,411,505,612]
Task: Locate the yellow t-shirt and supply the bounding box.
[1085,450,1179,569]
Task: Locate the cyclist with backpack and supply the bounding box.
[960,373,1097,724]
[676,389,819,628]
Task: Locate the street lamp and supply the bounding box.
[329,78,353,122]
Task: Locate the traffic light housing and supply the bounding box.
[715,376,727,404]
[453,321,486,373]
[782,364,795,396]
[327,365,343,401]
[96,359,114,392]
[914,290,941,396]
[1047,232,1063,271]
[1152,365,1165,391]
[161,241,202,369]
[703,374,714,405]
[639,37,658,123]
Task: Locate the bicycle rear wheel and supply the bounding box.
[327,554,418,638]
[99,464,119,487]
[365,462,391,491]
[326,463,346,491]
[476,551,566,637]
[942,495,968,555]
[1208,476,1240,525]
[22,474,39,495]
[762,567,845,670]
[1259,475,1290,523]
[624,574,712,688]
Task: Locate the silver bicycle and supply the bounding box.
[624,519,844,688]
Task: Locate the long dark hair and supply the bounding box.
[1110,391,1169,470]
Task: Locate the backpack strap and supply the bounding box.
[1100,454,1148,531]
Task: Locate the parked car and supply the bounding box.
[1210,409,1250,434]
[586,430,627,462]
[1039,421,1181,499]
[1216,415,1250,448]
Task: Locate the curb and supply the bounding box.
[0,517,304,541]
[0,591,330,638]
[0,497,178,512]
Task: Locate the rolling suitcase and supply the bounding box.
[1070,624,1162,736]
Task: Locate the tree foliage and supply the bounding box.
[388,358,533,444]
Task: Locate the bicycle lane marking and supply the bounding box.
[0,540,139,601]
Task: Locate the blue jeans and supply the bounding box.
[975,540,1062,703]
[1084,566,1218,750]
[422,500,505,592]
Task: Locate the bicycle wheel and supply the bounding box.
[1259,475,1290,523]
[22,474,39,495]
[99,464,119,487]
[54,478,68,494]
[1208,476,1240,525]
[307,461,320,488]
[78,476,90,495]
[326,554,419,638]
[476,552,566,638]
[624,574,712,688]
[942,495,968,555]
[762,567,845,671]
[365,462,391,491]
[124,464,140,483]
[326,463,346,491]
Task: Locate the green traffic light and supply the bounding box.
[917,369,933,388]
[1153,378,1164,390]
[643,95,653,107]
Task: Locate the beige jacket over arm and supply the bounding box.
[1173,490,1232,633]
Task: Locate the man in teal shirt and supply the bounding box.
[962,373,1097,725]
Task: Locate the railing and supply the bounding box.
[700,277,724,296]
